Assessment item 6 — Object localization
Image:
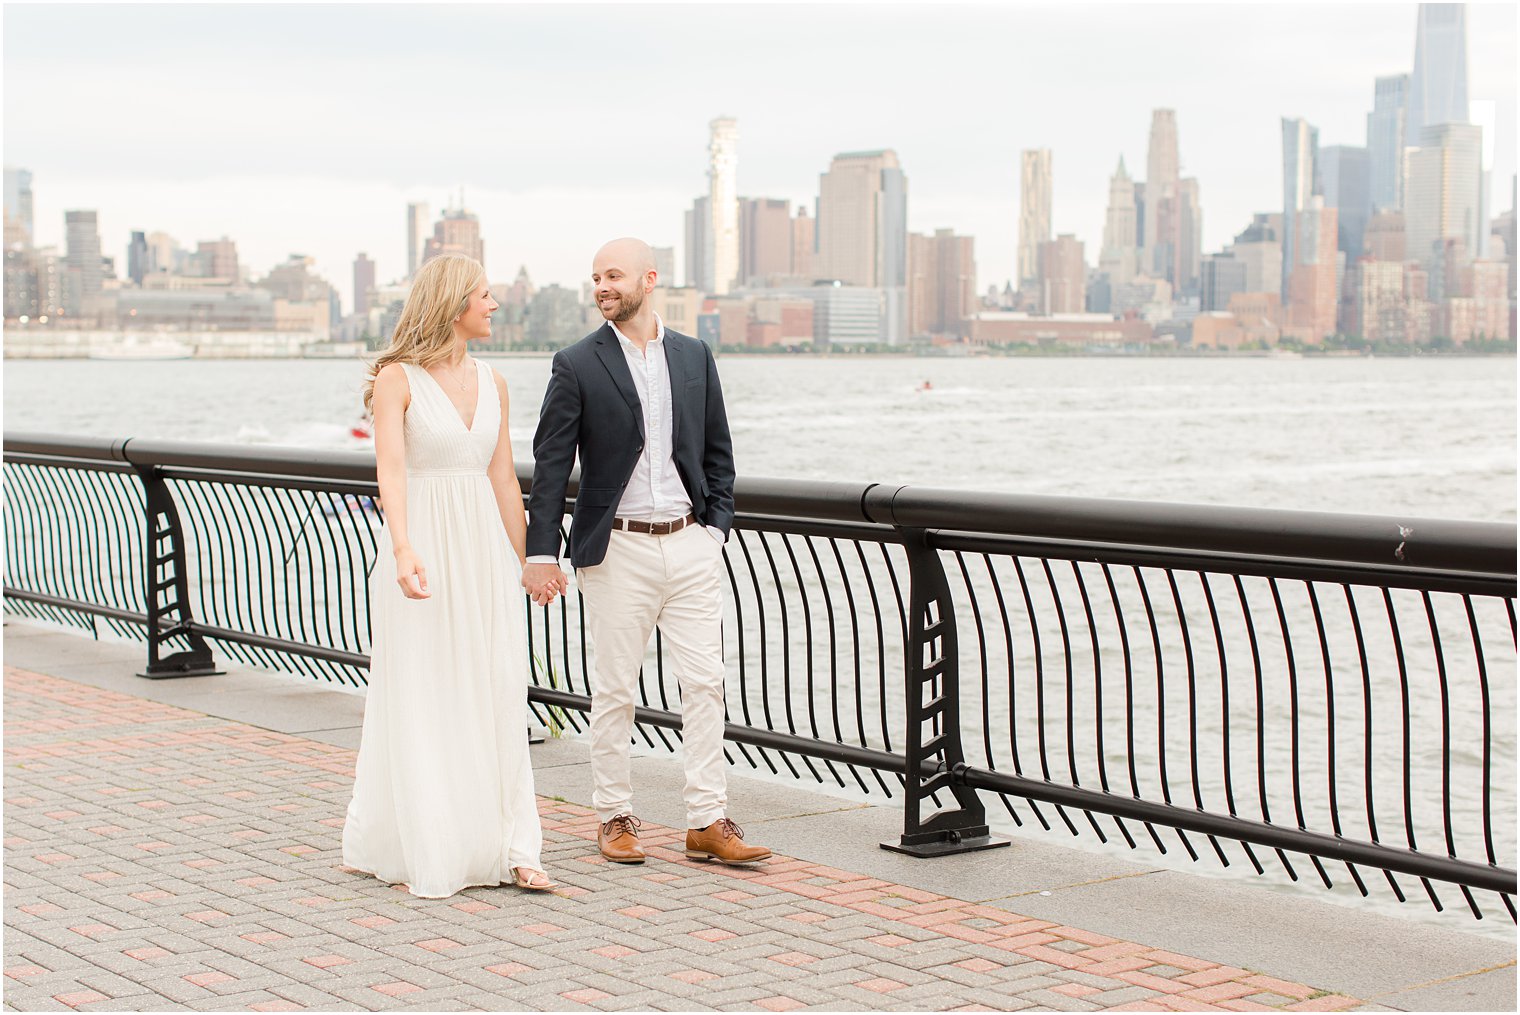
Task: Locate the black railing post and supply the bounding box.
[881,526,1009,857]
[133,464,218,678]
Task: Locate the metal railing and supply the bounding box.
[4,431,1515,921]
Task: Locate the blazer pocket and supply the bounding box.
[685,377,702,389]
[575,487,618,507]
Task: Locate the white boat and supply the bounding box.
[89,338,194,361]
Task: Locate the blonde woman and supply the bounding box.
[343,254,556,896]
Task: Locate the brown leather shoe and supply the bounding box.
[685,818,771,866]
[598,814,645,864]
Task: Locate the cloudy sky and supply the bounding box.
[5,2,1515,310]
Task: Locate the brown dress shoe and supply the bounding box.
[598,814,645,864]
[685,818,771,866]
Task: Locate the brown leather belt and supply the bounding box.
[612,512,698,535]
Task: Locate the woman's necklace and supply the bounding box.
[445,357,470,392]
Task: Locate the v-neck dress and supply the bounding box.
[343,360,542,898]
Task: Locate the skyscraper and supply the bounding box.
[816,150,907,288]
[1407,3,1469,144]
[1367,74,1409,211]
[1177,177,1203,294]
[1232,214,1283,295]
[739,197,791,286]
[651,247,676,286]
[1364,210,1407,262]
[1281,117,1320,300]
[906,228,976,337]
[1144,110,1179,281]
[1320,145,1372,259]
[196,237,239,281]
[1099,157,1139,288]
[4,166,34,243]
[1200,255,1248,312]
[707,117,740,295]
[791,207,815,281]
[1405,122,1484,273]
[1039,234,1086,314]
[1287,199,1339,341]
[425,205,484,265]
[1017,149,1052,287]
[684,195,709,291]
[406,202,428,278]
[127,231,148,286]
[145,232,180,276]
[64,210,103,317]
[353,253,376,317]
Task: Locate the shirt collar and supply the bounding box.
[610,312,665,353]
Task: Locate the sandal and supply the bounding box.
[511,866,557,891]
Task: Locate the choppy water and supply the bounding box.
[3,354,1515,520]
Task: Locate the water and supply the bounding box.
[5,354,1516,935]
[4,354,1514,521]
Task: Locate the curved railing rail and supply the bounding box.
[4,431,1515,921]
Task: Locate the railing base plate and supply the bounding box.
[880,835,1011,858]
[137,662,223,680]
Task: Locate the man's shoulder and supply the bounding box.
[557,324,613,361]
[663,327,709,357]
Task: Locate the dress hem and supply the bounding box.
[344,862,509,901]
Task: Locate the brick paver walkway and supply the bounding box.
[3,666,1362,1012]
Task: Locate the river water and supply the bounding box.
[4,354,1515,934]
[3,354,1515,521]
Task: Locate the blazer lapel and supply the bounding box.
[662,331,686,449]
[592,324,646,440]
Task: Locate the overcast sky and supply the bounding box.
[5,2,1515,311]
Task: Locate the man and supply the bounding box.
[522,237,769,867]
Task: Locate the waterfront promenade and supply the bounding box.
[4,618,1514,1012]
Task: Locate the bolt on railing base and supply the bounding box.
[881,828,1011,858]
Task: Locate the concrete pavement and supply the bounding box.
[3,617,1514,1011]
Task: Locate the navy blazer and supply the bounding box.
[526,323,735,567]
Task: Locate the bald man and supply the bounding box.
[523,238,768,867]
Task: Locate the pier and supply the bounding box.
[3,432,1516,1010]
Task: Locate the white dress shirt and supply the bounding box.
[608,316,691,523]
[528,313,722,565]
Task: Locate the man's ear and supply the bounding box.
[646,270,658,293]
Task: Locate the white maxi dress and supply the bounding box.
[343,360,543,898]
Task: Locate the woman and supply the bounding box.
[343,254,555,896]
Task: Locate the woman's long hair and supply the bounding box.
[362,254,485,412]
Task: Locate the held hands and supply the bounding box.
[394,547,430,600]
[521,562,568,607]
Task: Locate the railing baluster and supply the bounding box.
[984,555,1033,830]
[1138,566,1196,861]
[1015,556,1067,835]
[1345,584,1404,902]
[1461,595,1509,921]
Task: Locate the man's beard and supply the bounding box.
[605,287,644,323]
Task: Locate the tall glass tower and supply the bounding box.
[1407,4,1469,142]
[1281,118,1320,300]
[1367,74,1408,212]
[706,117,740,296]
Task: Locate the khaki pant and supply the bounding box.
[574,523,727,828]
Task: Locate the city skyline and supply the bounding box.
[4,3,1515,311]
